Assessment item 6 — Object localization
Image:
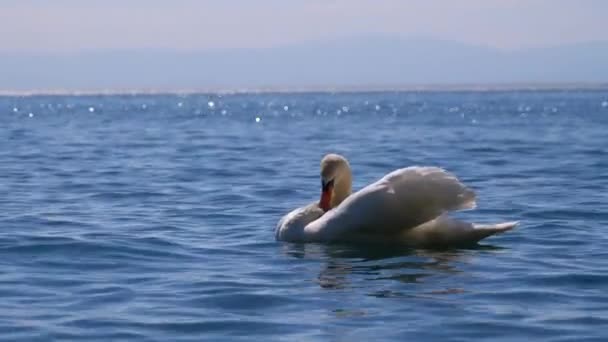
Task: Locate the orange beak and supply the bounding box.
[319,179,334,211]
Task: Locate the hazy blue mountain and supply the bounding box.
[2,36,608,92]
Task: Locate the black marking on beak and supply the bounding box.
[322,178,335,192]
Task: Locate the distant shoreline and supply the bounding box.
[1,83,607,96]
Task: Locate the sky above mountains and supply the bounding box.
[2,0,608,53]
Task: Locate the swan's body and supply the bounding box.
[276,154,517,247]
[275,203,325,241]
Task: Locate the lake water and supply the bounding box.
[1,90,607,341]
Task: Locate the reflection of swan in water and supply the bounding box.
[276,154,518,247]
[280,242,497,295]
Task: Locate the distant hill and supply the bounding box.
[2,36,608,92]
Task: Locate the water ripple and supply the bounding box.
[1,91,607,341]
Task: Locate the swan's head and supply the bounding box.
[319,153,352,211]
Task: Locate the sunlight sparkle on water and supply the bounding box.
[602,101,608,108]
[12,107,18,113]
[28,113,34,117]
[208,101,215,109]
[255,116,261,123]
[88,107,95,113]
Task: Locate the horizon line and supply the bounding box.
[1,82,608,97]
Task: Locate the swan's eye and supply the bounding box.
[321,178,335,191]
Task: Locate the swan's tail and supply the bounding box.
[401,216,518,247]
[470,221,519,242]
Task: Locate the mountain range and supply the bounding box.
[2,36,608,92]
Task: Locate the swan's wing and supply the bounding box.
[304,166,476,241]
[382,166,476,225]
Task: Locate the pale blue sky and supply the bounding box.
[1,0,607,53]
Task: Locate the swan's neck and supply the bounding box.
[330,171,352,209]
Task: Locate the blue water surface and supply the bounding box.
[1,90,608,341]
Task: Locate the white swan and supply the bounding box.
[276,154,518,247]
